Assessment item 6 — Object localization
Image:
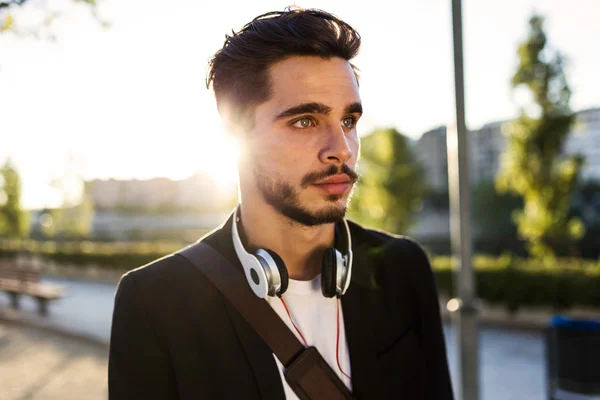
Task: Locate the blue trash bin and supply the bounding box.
[545,315,600,400]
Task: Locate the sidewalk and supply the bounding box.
[0,323,108,400]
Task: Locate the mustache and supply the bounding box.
[300,164,359,188]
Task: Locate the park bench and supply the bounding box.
[0,260,65,316]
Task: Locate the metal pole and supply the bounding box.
[448,1,479,399]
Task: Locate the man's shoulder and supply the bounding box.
[348,220,429,263]
[114,253,191,300]
[120,223,228,288]
[116,222,233,300]
[347,220,432,290]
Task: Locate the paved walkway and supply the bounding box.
[0,323,107,400]
[0,276,562,400]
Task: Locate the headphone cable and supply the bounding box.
[278,296,352,383]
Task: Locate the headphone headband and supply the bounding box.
[232,208,271,297]
[339,218,353,294]
[232,205,353,298]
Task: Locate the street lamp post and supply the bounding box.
[448,0,480,399]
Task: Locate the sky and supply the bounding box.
[1,0,599,209]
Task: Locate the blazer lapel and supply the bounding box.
[341,224,386,400]
[342,282,384,399]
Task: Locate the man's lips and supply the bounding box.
[312,175,353,195]
[313,174,352,185]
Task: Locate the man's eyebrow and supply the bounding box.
[345,102,363,115]
[274,102,333,121]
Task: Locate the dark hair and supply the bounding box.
[206,7,361,129]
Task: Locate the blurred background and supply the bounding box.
[1,1,599,399]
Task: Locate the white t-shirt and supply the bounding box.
[266,274,352,399]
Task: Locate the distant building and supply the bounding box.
[414,126,448,190]
[469,120,509,185]
[90,211,229,241]
[414,107,600,190]
[87,173,236,212]
[95,177,176,210]
[565,107,600,181]
[47,173,238,240]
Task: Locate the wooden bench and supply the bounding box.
[0,261,65,316]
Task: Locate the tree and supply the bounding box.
[0,159,29,237]
[0,0,107,39]
[349,128,426,234]
[472,180,522,238]
[496,15,585,259]
[42,155,95,239]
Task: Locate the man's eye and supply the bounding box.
[292,117,315,129]
[342,117,356,129]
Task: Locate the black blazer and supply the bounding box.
[108,215,454,399]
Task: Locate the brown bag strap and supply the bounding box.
[177,241,355,400]
[178,241,304,365]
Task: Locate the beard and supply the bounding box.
[253,162,359,227]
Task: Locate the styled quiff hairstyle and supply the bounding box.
[206,7,361,130]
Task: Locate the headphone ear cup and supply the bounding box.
[321,248,338,298]
[263,249,288,295]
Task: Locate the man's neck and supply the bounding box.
[238,202,335,281]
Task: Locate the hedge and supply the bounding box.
[1,239,599,311]
[0,238,185,271]
[432,255,600,312]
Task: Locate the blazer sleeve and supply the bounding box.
[408,240,455,400]
[108,273,178,400]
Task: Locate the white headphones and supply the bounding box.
[231,206,353,299]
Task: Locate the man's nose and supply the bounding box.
[319,126,353,165]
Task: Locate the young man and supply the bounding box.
[108,8,454,400]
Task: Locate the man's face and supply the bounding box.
[240,56,362,226]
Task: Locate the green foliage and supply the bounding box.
[38,199,94,240]
[0,0,107,39]
[36,157,95,239]
[0,13,13,32]
[0,238,187,270]
[432,254,600,312]
[497,15,584,259]
[41,200,94,239]
[349,128,426,234]
[0,159,29,237]
[472,181,522,237]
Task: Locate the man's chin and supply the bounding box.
[306,194,348,210]
[308,201,348,222]
[279,200,347,227]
